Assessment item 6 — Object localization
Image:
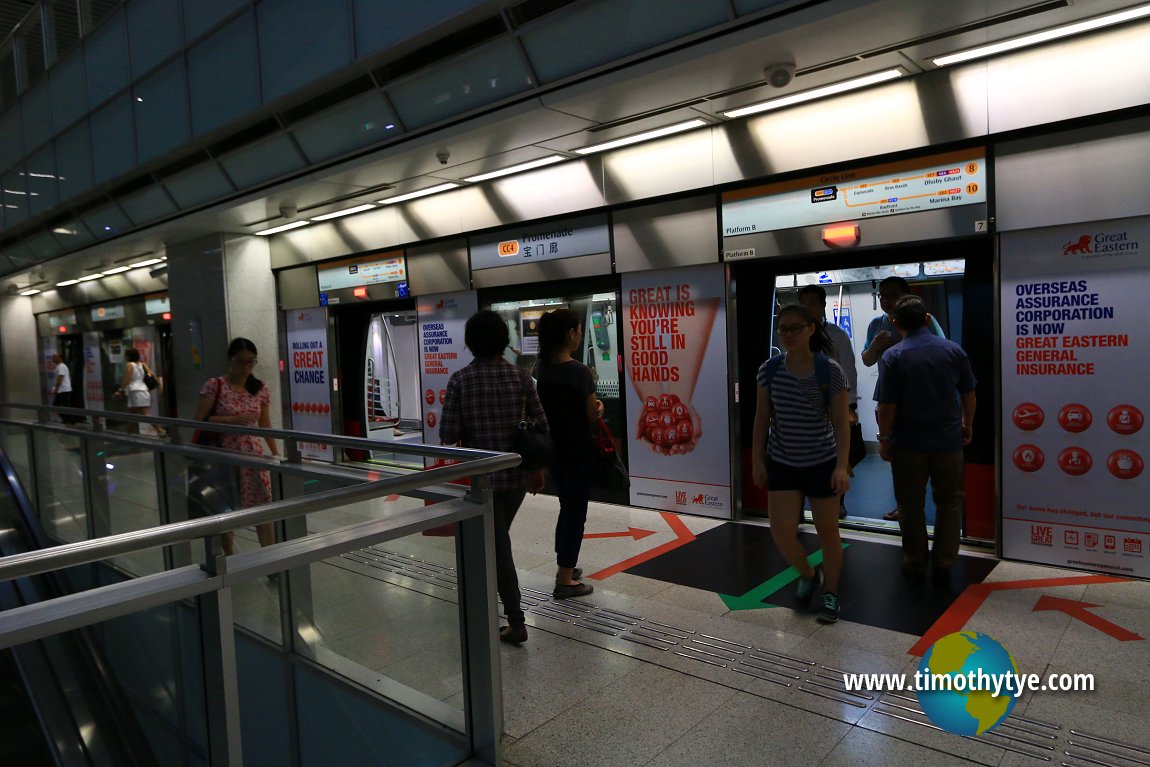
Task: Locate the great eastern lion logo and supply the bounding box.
[1063,235,1092,255]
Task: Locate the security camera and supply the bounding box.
[278,203,298,219]
[765,63,796,88]
[436,149,450,165]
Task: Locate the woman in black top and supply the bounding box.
[536,309,603,598]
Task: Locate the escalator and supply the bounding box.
[0,446,158,767]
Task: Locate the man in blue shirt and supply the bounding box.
[876,295,976,585]
[862,276,946,521]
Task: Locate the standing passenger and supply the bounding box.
[752,305,851,623]
[535,308,603,599]
[798,285,858,518]
[192,338,280,555]
[49,352,79,424]
[860,276,946,521]
[117,348,159,435]
[440,311,548,644]
[876,295,976,585]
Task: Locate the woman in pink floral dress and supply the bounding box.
[192,338,280,554]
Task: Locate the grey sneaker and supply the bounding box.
[795,565,823,605]
[818,592,840,623]
[553,582,594,599]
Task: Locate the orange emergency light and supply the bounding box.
[822,224,860,247]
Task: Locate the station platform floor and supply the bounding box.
[485,494,1150,767]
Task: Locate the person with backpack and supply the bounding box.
[751,304,851,623]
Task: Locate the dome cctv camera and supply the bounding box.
[436,149,450,165]
[278,203,298,219]
[765,63,796,88]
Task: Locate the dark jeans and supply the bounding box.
[551,462,593,569]
[53,391,82,424]
[492,487,528,627]
[891,449,964,571]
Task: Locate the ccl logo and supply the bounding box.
[498,240,520,257]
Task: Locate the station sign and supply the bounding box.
[721,147,987,256]
[317,251,406,292]
[470,214,609,270]
[90,303,125,322]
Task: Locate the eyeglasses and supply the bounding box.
[230,357,258,366]
[776,323,810,335]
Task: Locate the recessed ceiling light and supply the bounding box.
[19,288,40,296]
[378,183,460,205]
[78,274,103,282]
[310,204,377,221]
[574,119,708,155]
[722,69,903,118]
[102,266,131,275]
[56,279,79,287]
[464,155,567,183]
[933,4,1150,66]
[253,220,310,236]
[129,257,164,268]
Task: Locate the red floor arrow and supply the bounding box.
[1033,596,1145,641]
[584,527,657,541]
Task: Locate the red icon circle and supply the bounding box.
[1011,403,1044,431]
[425,388,435,405]
[1107,405,1144,436]
[1058,404,1092,433]
[1012,444,1044,472]
[426,411,437,428]
[1107,450,1144,480]
[439,389,447,405]
[1057,447,1092,476]
[322,404,330,415]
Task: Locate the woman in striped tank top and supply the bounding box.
[751,304,851,623]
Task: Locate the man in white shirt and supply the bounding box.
[798,285,859,518]
[49,353,80,424]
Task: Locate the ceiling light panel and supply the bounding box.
[310,204,377,221]
[253,221,310,236]
[723,70,903,119]
[464,155,567,183]
[574,119,708,155]
[378,183,460,205]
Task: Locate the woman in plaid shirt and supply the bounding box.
[441,310,548,644]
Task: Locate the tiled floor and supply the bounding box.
[490,493,1150,767]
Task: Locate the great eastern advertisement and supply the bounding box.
[1000,216,1148,579]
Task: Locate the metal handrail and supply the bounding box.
[0,402,470,459]
[0,449,516,584]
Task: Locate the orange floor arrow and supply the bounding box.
[587,512,696,580]
[1033,596,1144,641]
[584,527,657,541]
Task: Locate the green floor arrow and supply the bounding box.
[719,543,850,611]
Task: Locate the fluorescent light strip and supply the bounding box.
[378,183,460,205]
[464,155,567,183]
[723,69,903,118]
[19,288,40,296]
[254,220,310,236]
[78,274,103,282]
[56,279,79,287]
[310,204,377,222]
[574,119,707,155]
[102,266,131,275]
[934,4,1150,66]
[129,257,164,268]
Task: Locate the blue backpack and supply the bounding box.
[762,352,833,414]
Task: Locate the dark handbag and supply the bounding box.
[142,364,159,391]
[848,422,867,468]
[593,418,630,491]
[187,378,235,517]
[514,417,555,471]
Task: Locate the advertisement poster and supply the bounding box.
[1000,216,1150,578]
[621,264,731,518]
[418,291,478,464]
[285,309,333,461]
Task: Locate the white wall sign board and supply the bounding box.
[470,214,609,270]
[1001,216,1150,578]
[418,291,478,464]
[285,309,333,461]
[722,148,986,243]
[621,264,731,518]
